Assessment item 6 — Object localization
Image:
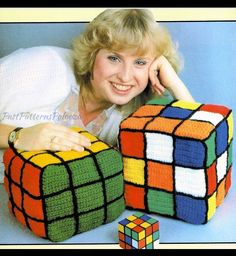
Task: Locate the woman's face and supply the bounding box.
[90,48,155,106]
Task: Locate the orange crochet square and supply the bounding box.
[216,179,225,207]
[4,177,10,195]
[23,193,44,220]
[11,183,22,209]
[125,184,145,209]
[146,117,182,134]
[120,117,152,130]
[132,105,165,117]
[22,163,41,197]
[206,162,217,196]
[3,148,15,175]
[10,157,24,184]
[147,161,173,192]
[28,219,46,237]
[14,207,26,226]
[120,131,144,158]
[175,120,215,140]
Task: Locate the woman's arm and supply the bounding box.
[0,123,17,148]
[149,55,195,102]
[0,122,91,151]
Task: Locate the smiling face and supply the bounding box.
[90,48,155,106]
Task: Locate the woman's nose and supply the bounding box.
[117,64,133,83]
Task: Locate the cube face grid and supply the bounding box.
[3,127,125,242]
[119,99,233,224]
[118,212,159,249]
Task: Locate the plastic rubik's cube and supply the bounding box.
[118,212,159,249]
[118,99,233,224]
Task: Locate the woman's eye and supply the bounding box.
[136,60,147,65]
[108,56,120,62]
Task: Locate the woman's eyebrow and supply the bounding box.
[110,51,152,61]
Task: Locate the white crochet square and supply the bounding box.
[175,166,206,197]
[216,151,228,182]
[190,110,224,126]
[145,133,173,163]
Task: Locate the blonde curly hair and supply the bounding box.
[72,8,182,90]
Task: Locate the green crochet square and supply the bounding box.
[105,175,124,202]
[147,189,174,216]
[228,141,233,168]
[95,149,123,178]
[42,165,70,195]
[205,131,216,167]
[45,190,74,221]
[47,217,76,242]
[106,197,125,223]
[69,156,100,186]
[79,209,105,232]
[75,183,104,213]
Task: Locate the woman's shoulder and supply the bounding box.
[0,46,73,68]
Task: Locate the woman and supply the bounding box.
[0,9,194,180]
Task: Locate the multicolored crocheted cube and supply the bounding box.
[118,99,233,224]
[3,127,125,242]
[118,212,159,249]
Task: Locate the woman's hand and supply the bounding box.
[14,122,91,152]
[148,55,195,102]
[148,55,179,95]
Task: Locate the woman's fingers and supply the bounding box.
[48,134,88,152]
[15,122,92,152]
[149,58,166,96]
[46,124,92,152]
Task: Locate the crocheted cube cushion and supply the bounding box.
[3,127,125,242]
[118,99,233,224]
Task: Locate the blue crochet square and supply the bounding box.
[176,194,207,224]
[216,120,228,156]
[174,138,205,168]
[160,106,193,119]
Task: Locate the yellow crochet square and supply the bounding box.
[82,131,99,143]
[89,141,109,153]
[123,157,145,185]
[227,112,233,143]
[207,192,216,221]
[30,153,61,167]
[171,100,201,110]
[21,151,46,160]
[55,150,90,161]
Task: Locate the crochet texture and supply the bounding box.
[118,99,233,224]
[3,127,125,242]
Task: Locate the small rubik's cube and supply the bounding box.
[118,212,159,249]
[118,99,233,224]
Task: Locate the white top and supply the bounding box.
[0,46,148,182]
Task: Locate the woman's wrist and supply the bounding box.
[8,127,23,148]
